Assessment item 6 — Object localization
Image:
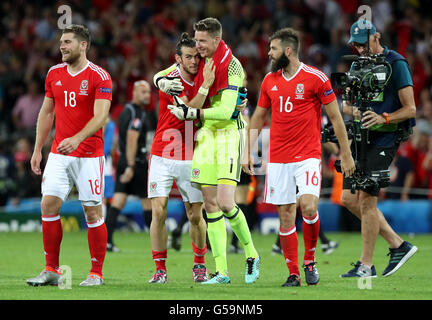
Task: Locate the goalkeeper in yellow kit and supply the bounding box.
[166,17,260,284]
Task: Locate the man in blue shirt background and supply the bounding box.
[340,20,418,278]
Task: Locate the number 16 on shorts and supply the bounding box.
[305,170,320,186]
[265,158,321,205]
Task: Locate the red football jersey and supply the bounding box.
[258,63,336,163]
[151,66,197,161]
[45,61,112,157]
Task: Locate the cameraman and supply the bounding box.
[340,20,418,278]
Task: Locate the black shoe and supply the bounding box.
[271,244,282,255]
[340,261,377,278]
[321,241,339,255]
[303,262,319,285]
[281,274,301,287]
[170,229,182,251]
[106,242,120,252]
[382,241,418,277]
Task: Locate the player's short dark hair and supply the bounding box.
[270,28,300,55]
[175,32,196,56]
[193,17,222,38]
[62,24,91,52]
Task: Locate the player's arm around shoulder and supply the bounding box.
[324,99,355,177]
[153,64,177,87]
[153,64,183,96]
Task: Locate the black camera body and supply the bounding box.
[331,54,391,106]
[333,159,390,194]
[321,120,354,144]
[322,120,391,194]
[324,54,393,194]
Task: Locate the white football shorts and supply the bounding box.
[264,158,321,205]
[148,154,203,203]
[42,152,105,205]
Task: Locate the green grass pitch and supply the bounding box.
[0,231,431,300]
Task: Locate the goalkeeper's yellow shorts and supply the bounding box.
[191,127,245,186]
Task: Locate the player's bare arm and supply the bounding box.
[181,59,215,109]
[57,98,111,155]
[242,106,269,175]
[177,58,246,113]
[324,99,355,177]
[31,97,55,175]
[119,129,139,183]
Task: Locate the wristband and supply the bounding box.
[382,112,390,125]
[128,164,135,169]
[198,86,209,96]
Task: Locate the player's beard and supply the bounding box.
[62,49,81,65]
[270,54,290,72]
[182,63,198,77]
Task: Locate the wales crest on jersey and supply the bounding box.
[80,80,89,96]
[296,83,305,99]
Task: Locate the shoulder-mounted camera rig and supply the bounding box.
[323,30,394,194]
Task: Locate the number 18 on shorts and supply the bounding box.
[264,158,321,205]
[42,153,104,204]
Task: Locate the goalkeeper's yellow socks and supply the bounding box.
[225,205,258,259]
[206,211,228,276]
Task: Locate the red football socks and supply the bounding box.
[279,225,299,276]
[302,212,320,265]
[42,214,63,270]
[192,242,206,265]
[87,218,107,277]
[152,249,168,272]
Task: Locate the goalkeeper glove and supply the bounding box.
[168,96,201,120]
[155,76,184,96]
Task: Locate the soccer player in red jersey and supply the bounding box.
[26,25,112,287]
[243,28,355,287]
[148,33,215,283]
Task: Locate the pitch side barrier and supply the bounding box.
[0,198,431,233]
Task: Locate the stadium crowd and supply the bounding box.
[0,0,431,210]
